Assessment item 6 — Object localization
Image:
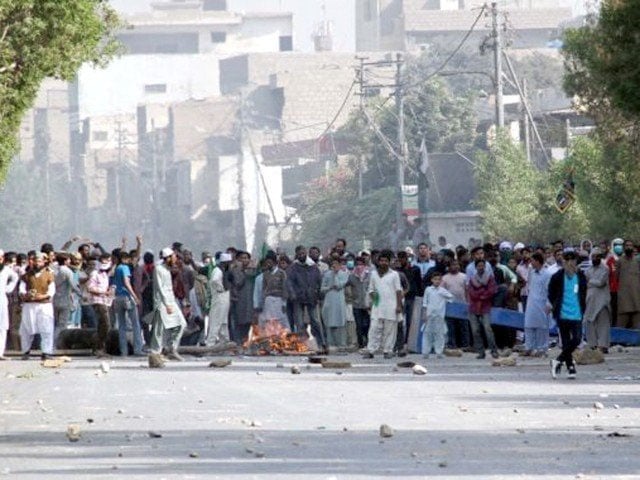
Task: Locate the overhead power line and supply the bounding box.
[318,80,357,139]
[404,4,487,93]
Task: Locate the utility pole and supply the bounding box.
[395,52,405,232]
[491,2,504,130]
[522,78,531,163]
[355,54,406,227]
[115,120,124,216]
[355,55,367,199]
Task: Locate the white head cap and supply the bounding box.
[514,242,525,251]
[219,253,233,263]
[0,249,4,257]
[160,247,174,260]
[499,241,513,251]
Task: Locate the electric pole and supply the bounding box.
[115,120,125,216]
[491,2,504,129]
[354,54,406,230]
[395,52,405,232]
[355,55,367,200]
[522,78,531,162]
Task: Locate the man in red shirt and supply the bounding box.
[467,259,498,359]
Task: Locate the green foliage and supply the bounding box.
[474,134,540,241]
[338,74,478,194]
[563,1,640,121]
[296,165,395,250]
[567,136,640,239]
[0,0,121,182]
[474,134,588,243]
[561,0,640,240]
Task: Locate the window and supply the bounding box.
[203,0,227,10]
[279,35,293,52]
[210,31,226,43]
[144,84,167,94]
[92,131,108,141]
[455,220,478,233]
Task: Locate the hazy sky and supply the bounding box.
[107,0,593,53]
[108,0,356,52]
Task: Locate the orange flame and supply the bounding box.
[243,319,309,355]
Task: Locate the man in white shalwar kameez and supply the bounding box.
[207,253,232,346]
[149,248,186,364]
[19,252,56,360]
[0,250,19,359]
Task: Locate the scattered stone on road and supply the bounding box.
[66,424,81,442]
[208,359,232,368]
[290,365,301,374]
[148,431,162,438]
[321,361,351,369]
[379,424,394,438]
[444,349,463,357]
[412,364,428,375]
[492,357,517,367]
[574,349,604,365]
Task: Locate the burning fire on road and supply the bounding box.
[243,319,310,355]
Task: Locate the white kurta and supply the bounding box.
[207,267,230,344]
[524,268,552,329]
[0,267,19,330]
[368,269,402,322]
[153,263,186,329]
[19,273,56,354]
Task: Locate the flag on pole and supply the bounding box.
[418,136,429,175]
[260,242,269,261]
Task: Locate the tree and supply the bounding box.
[566,136,640,240]
[474,134,540,241]
[0,0,121,182]
[474,134,588,243]
[563,1,640,122]
[337,74,478,196]
[561,0,640,240]
[296,165,395,250]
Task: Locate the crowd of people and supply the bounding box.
[0,234,634,376]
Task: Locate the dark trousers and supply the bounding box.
[469,313,497,353]
[446,317,471,348]
[403,297,415,344]
[610,292,618,330]
[92,304,110,351]
[233,323,252,345]
[294,303,326,349]
[286,301,296,331]
[556,319,582,368]
[394,322,405,352]
[229,302,252,344]
[353,308,370,348]
[81,304,97,329]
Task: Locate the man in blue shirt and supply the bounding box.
[114,251,143,357]
[548,251,586,379]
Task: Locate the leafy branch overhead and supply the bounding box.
[0,0,122,182]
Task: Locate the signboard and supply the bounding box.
[402,184,418,216]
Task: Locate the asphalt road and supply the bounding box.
[1,348,640,479]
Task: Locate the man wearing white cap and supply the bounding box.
[19,252,56,360]
[0,250,19,359]
[206,252,232,347]
[149,247,187,365]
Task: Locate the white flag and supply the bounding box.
[419,136,429,175]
